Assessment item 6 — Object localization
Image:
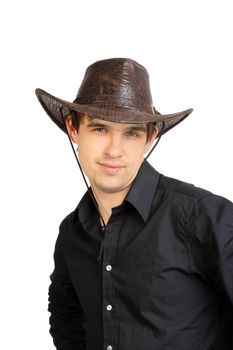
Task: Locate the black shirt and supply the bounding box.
[49,160,233,350]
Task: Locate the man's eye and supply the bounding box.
[127,130,138,137]
[94,127,108,133]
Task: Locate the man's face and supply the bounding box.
[66,116,158,197]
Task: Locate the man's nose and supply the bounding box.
[104,134,123,158]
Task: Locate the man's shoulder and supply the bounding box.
[158,173,218,204]
[58,205,80,235]
[156,173,233,225]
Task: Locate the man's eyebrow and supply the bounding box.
[86,121,109,128]
[126,125,147,132]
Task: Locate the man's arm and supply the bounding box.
[48,238,85,349]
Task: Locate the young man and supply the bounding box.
[36,58,233,350]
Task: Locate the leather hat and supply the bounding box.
[35,58,193,135]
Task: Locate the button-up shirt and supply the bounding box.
[48,160,233,350]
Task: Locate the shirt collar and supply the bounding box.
[125,160,160,222]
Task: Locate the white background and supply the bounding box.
[0,0,232,349]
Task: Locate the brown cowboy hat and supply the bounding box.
[35,58,193,136]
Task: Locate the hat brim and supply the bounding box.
[35,88,193,136]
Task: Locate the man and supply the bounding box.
[36,58,233,350]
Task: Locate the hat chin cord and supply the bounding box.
[60,109,107,261]
[59,108,163,261]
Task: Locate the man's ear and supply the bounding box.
[65,116,78,144]
[144,127,159,154]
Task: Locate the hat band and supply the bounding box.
[73,96,154,114]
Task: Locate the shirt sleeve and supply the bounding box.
[189,194,233,297]
[48,232,85,350]
[189,193,233,344]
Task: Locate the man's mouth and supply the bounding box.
[97,162,126,174]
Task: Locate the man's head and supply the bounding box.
[35,57,192,204]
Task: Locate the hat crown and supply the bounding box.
[74,58,154,114]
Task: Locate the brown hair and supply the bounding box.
[69,110,157,142]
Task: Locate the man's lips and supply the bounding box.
[98,162,125,169]
[97,162,126,173]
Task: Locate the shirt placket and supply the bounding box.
[102,215,121,350]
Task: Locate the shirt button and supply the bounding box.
[106,305,112,311]
[106,265,112,271]
[107,346,112,350]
